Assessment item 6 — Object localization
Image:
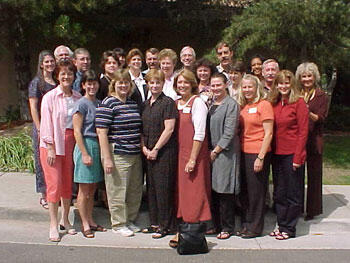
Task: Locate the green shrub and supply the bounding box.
[0,132,34,172]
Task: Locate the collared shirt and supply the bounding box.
[163,75,179,101]
[40,86,82,155]
[273,98,309,165]
[216,64,231,86]
[72,71,83,93]
[129,70,147,102]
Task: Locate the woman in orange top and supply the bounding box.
[237,74,274,238]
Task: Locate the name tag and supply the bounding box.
[248,107,257,114]
[183,107,191,114]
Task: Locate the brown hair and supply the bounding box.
[145,69,165,83]
[99,50,119,70]
[126,48,143,65]
[173,69,199,95]
[158,48,177,65]
[108,68,134,97]
[54,59,76,82]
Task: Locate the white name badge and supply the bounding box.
[183,107,191,114]
[248,107,257,114]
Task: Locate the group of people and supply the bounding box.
[28,42,328,244]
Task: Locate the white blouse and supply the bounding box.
[177,96,208,141]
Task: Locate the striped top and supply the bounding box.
[95,96,142,155]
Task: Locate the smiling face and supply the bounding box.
[147,78,164,96]
[251,57,262,77]
[176,75,193,98]
[210,77,227,101]
[217,46,233,67]
[114,79,131,99]
[82,80,99,97]
[277,78,291,98]
[180,48,195,68]
[229,71,243,87]
[41,55,56,73]
[300,71,315,89]
[241,78,257,102]
[128,55,142,71]
[262,62,278,83]
[145,52,159,70]
[56,47,70,62]
[104,56,119,76]
[58,66,74,88]
[160,56,175,78]
[196,66,211,83]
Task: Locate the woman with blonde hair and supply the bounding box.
[295,62,328,221]
[268,70,309,240]
[141,69,178,238]
[96,68,143,237]
[237,74,274,238]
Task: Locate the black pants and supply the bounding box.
[212,191,235,233]
[305,153,323,217]
[272,154,304,237]
[240,152,271,235]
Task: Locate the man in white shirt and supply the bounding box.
[216,42,234,81]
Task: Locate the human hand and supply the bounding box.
[185,159,196,174]
[147,148,158,161]
[292,163,301,171]
[82,153,93,166]
[210,151,217,162]
[254,158,263,173]
[142,146,150,157]
[104,158,114,175]
[47,148,56,166]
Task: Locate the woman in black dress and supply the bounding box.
[141,69,178,238]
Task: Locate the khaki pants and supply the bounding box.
[104,151,143,229]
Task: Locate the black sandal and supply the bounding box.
[142,225,159,234]
[152,229,168,239]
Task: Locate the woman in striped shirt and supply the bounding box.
[96,69,143,237]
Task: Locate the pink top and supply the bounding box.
[40,86,81,155]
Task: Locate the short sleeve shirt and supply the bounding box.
[28,76,56,115]
[95,96,142,155]
[240,99,274,153]
[142,93,178,149]
[72,97,99,138]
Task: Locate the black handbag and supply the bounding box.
[177,222,209,255]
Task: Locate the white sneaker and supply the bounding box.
[127,222,141,233]
[112,226,134,237]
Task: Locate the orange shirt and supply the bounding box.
[240,100,274,154]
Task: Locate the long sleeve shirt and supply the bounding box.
[273,97,309,165]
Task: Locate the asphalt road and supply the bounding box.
[1,243,350,263]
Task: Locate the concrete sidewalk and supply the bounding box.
[1,172,350,250]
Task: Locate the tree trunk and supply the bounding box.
[12,18,32,121]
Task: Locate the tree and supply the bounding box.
[214,0,350,74]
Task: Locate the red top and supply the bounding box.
[273,97,309,165]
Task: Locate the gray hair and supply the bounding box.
[262,58,279,72]
[180,46,196,60]
[53,45,73,58]
[295,62,321,87]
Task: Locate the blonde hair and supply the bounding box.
[173,69,199,95]
[158,48,177,65]
[145,69,165,83]
[269,70,301,105]
[295,62,321,90]
[108,68,134,97]
[237,74,265,107]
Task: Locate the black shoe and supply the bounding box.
[240,231,260,239]
[304,215,314,221]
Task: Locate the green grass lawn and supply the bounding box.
[323,135,350,185]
